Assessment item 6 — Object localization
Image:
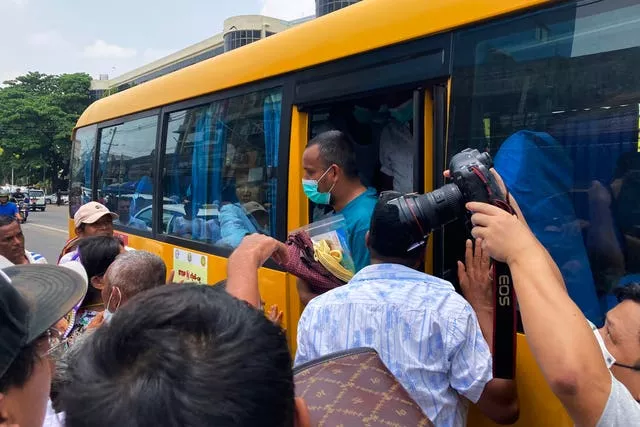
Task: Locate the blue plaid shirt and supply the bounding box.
[295,263,492,427]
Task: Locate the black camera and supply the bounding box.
[387,148,516,379]
[387,148,505,250]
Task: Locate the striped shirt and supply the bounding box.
[295,263,492,427]
[26,250,47,264]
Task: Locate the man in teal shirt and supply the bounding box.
[300,130,377,303]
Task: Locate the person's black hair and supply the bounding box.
[60,284,295,427]
[368,192,424,264]
[77,236,123,280]
[0,215,17,228]
[614,283,640,303]
[0,342,38,393]
[77,236,122,305]
[307,130,359,179]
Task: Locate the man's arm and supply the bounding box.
[468,201,611,427]
[296,278,319,305]
[458,238,519,424]
[226,234,288,308]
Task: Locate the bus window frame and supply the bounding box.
[431,83,449,281]
[292,33,453,106]
[152,77,295,268]
[69,124,98,219]
[95,108,161,239]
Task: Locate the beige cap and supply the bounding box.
[73,202,118,229]
[243,201,267,214]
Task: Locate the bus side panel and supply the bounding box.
[116,234,293,344]
[468,334,572,427]
[284,106,310,355]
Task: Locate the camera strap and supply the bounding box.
[491,260,517,379]
[490,191,517,379]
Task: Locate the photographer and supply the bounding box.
[468,185,640,426]
[295,192,519,426]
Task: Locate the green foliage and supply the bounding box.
[0,72,92,190]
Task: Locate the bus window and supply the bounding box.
[449,0,640,326]
[162,88,282,248]
[98,115,158,233]
[69,125,97,217]
[308,89,417,221]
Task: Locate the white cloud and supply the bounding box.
[83,40,137,59]
[260,0,315,20]
[0,70,23,86]
[27,31,66,48]
[1,0,28,7]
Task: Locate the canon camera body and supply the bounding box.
[387,148,506,251]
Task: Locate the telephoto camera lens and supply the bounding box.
[388,183,465,241]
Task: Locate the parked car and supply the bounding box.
[28,189,46,211]
[134,204,219,235]
[45,194,54,204]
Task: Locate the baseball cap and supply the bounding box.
[243,202,267,215]
[0,261,87,378]
[74,202,118,229]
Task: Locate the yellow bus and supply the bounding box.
[70,0,640,425]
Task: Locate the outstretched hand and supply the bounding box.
[267,304,284,329]
[234,234,288,267]
[458,238,493,313]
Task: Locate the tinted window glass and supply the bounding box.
[449,0,640,325]
[98,115,158,232]
[69,125,97,217]
[163,88,282,249]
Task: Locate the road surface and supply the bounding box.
[22,204,69,263]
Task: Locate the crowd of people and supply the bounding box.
[0,130,638,427]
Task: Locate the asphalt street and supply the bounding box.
[21,204,69,263]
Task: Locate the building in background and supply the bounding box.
[316,0,361,17]
[90,0,362,99]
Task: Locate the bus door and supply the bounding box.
[285,35,453,345]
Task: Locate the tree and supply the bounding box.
[0,72,92,191]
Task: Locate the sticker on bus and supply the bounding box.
[173,248,208,284]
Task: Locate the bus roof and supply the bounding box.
[76,0,550,128]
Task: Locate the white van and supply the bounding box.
[28,189,46,211]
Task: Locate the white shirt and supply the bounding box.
[58,245,133,265]
[295,264,492,427]
[379,120,414,193]
[114,216,148,231]
[597,373,640,426]
[43,399,64,427]
[25,250,47,264]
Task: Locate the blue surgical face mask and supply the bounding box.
[389,100,413,124]
[302,166,336,205]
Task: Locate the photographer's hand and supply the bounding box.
[444,167,527,226]
[458,238,494,349]
[467,201,566,292]
[227,234,289,308]
[467,202,538,265]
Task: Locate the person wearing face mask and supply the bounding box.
[99,250,167,323]
[300,130,377,303]
[50,250,167,417]
[467,170,640,426]
[62,236,125,340]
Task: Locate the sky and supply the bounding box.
[0,0,315,83]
